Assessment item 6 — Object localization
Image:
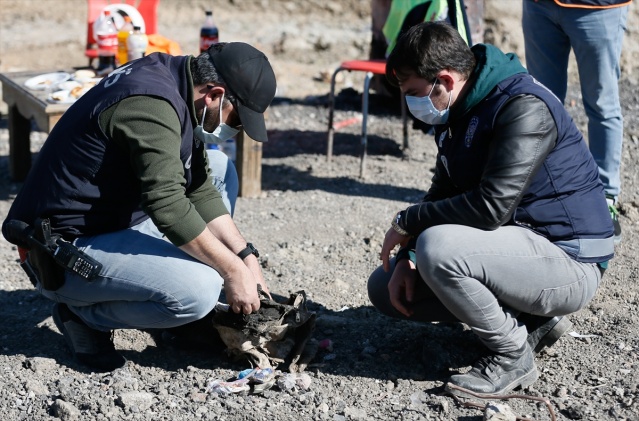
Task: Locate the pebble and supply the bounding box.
[52,399,81,421]
[484,402,516,421]
[116,391,154,411]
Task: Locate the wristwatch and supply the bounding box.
[237,243,259,260]
[391,212,409,237]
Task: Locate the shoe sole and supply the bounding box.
[445,367,540,400]
[534,317,573,354]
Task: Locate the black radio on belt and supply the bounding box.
[52,239,102,279]
[5,219,103,281]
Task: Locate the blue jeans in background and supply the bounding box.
[522,0,628,200]
[40,150,239,332]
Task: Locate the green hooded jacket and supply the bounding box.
[451,44,528,121]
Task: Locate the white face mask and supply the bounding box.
[194,92,240,145]
[405,79,452,125]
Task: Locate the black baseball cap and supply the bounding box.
[207,42,276,142]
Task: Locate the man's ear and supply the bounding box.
[204,85,225,105]
[437,71,456,92]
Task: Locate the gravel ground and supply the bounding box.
[1,1,639,420]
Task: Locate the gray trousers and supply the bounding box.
[368,225,603,354]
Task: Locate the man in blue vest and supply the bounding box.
[2,42,276,371]
[368,22,614,398]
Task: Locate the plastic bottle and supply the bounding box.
[117,16,134,67]
[127,26,149,62]
[95,10,118,72]
[199,10,219,53]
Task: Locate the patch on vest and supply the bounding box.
[438,131,447,148]
[465,117,479,148]
[103,64,133,88]
[440,155,450,177]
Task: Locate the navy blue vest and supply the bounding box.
[434,73,614,262]
[5,54,199,238]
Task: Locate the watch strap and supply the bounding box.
[237,243,259,260]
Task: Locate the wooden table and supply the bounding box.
[0,70,262,196]
[0,70,70,181]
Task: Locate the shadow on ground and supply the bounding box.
[0,286,484,384]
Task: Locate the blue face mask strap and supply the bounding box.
[428,78,439,97]
[217,91,225,126]
[430,78,452,112]
[200,101,208,126]
[200,87,225,128]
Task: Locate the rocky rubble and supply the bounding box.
[1,1,638,420]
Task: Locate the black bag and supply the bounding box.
[212,288,317,373]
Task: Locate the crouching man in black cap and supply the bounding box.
[2,43,277,371]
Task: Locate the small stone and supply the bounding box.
[555,386,568,398]
[24,379,49,396]
[344,406,367,420]
[484,402,516,421]
[191,391,208,402]
[296,373,312,390]
[117,391,154,411]
[24,357,57,373]
[52,399,81,421]
[385,381,395,392]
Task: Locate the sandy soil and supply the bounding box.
[0,1,638,420]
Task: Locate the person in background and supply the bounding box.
[370,0,481,61]
[370,0,477,134]
[381,0,473,56]
[522,0,631,244]
[2,42,276,372]
[368,22,614,398]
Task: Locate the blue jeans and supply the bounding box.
[207,149,239,215]
[368,225,603,354]
[522,0,628,200]
[40,150,239,332]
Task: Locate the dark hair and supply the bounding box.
[190,43,236,107]
[385,21,476,87]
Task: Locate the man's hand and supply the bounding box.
[388,258,418,317]
[224,264,261,314]
[380,226,410,272]
[179,218,268,314]
[242,253,271,300]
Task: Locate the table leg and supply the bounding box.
[8,104,32,181]
[236,130,262,198]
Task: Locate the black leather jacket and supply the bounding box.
[398,71,613,263]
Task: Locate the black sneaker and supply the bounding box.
[52,303,126,372]
[445,342,538,399]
